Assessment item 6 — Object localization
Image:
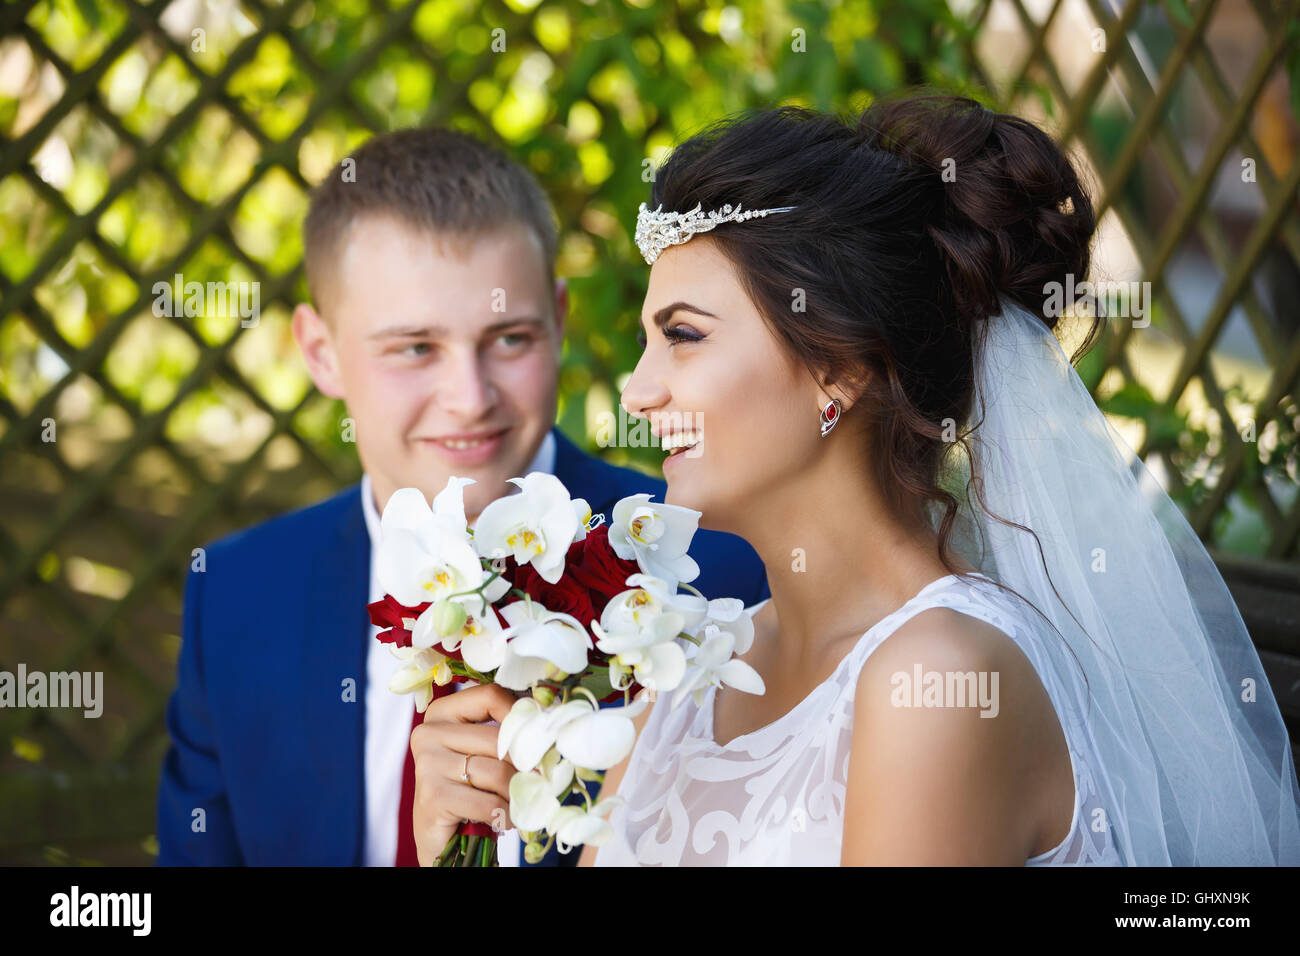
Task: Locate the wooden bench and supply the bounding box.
[1214,551,1300,766]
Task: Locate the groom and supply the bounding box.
[155,128,769,867]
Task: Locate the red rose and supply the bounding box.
[565,525,641,604]
[508,552,598,627]
[367,595,429,648]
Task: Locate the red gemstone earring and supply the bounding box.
[819,398,842,437]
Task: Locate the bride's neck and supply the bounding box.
[727,456,958,655]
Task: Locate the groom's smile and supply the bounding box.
[415,426,514,467]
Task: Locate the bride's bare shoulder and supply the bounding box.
[853,604,1056,730]
[868,605,1026,673]
[840,607,1064,863]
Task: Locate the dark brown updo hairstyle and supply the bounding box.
[644,88,1099,573]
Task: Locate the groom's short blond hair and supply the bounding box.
[302,126,560,313]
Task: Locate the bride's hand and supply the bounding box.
[410,683,519,866]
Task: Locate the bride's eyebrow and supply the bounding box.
[637,301,718,338]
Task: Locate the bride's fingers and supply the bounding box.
[418,778,509,829]
[415,745,516,802]
[421,682,519,725]
[412,720,504,764]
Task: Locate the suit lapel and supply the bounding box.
[303,485,370,865]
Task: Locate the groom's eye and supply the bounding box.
[401,342,431,357]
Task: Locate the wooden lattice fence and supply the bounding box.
[0,0,1297,863]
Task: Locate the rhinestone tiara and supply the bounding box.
[634,201,797,264]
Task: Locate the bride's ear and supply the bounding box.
[814,368,867,417]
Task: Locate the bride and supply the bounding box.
[418,91,1300,866]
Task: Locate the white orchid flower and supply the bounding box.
[497,696,592,772]
[492,599,592,691]
[473,473,583,585]
[387,644,454,713]
[538,744,576,794]
[606,640,688,694]
[377,483,509,608]
[509,771,557,831]
[571,497,594,542]
[382,478,475,537]
[608,494,701,588]
[672,623,766,710]
[690,596,756,654]
[377,524,483,608]
[548,797,623,852]
[593,574,707,692]
[596,574,709,650]
[498,692,650,773]
[553,696,648,769]
[410,599,506,672]
[507,746,577,831]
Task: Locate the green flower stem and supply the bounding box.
[437,831,460,866]
[449,660,491,684]
[448,567,505,616]
[570,685,599,708]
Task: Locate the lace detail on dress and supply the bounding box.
[594,573,1123,866]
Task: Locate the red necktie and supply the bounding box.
[395,682,458,866]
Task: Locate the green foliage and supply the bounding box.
[2,0,1292,537]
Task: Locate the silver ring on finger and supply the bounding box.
[461,753,472,786]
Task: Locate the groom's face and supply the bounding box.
[293,215,566,521]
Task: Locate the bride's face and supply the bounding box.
[620,237,818,527]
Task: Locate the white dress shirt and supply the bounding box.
[361,430,557,867]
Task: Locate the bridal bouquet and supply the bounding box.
[368,472,765,866]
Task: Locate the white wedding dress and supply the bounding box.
[594,572,1123,866]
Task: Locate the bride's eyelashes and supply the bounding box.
[665,324,705,345]
[636,324,706,349]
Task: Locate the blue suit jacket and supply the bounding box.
[156,426,769,866]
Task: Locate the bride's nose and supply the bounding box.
[619,356,670,422]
